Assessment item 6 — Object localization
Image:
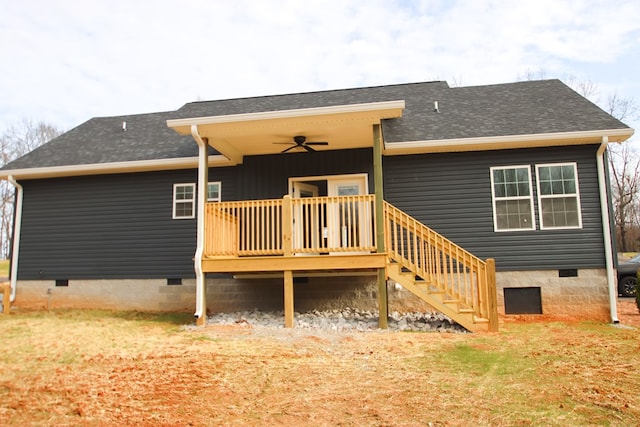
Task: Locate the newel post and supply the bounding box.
[282,195,294,328]
[486,258,498,332]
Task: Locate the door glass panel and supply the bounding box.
[327,177,370,250]
[337,184,359,196]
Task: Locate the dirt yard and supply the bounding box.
[1,301,639,426]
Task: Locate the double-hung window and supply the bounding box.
[173,182,222,219]
[490,166,535,231]
[207,182,221,202]
[536,163,581,229]
[173,183,195,219]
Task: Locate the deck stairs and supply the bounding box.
[384,202,498,332]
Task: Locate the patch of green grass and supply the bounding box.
[442,343,520,376]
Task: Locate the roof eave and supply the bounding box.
[0,155,232,180]
[383,128,635,155]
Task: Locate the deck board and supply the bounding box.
[202,253,387,273]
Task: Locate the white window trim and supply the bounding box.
[490,165,536,232]
[173,183,196,219]
[535,162,583,230]
[207,181,222,202]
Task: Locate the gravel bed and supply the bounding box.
[206,308,467,333]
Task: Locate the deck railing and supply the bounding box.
[204,195,377,257]
[383,201,497,327]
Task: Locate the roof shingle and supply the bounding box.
[2,79,629,171]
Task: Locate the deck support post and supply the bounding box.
[284,270,294,328]
[282,195,295,328]
[373,124,388,329]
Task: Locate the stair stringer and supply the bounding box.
[386,262,489,333]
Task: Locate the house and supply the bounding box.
[0,80,633,331]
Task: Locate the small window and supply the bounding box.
[490,166,535,231]
[173,183,195,219]
[536,163,582,229]
[208,182,221,202]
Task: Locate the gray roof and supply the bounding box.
[3,79,630,171]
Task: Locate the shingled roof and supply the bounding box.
[2,79,631,173]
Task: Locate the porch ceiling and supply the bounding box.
[167,101,404,163]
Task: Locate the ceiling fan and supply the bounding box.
[274,135,328,153]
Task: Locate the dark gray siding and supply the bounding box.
[383,145,605,271]
[17,145,602,279]
[236,149,373,199]
[16,150,372,280]
[17,170,205,280]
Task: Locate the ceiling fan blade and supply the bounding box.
[303,145,316,152]
[305,142,329,146]
[281,145,299,153]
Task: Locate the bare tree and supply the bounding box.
[605,92,640,252]
[607,91,639,123]
[608,144,640,252]
[0,120,62,258]
[517,68,548,82]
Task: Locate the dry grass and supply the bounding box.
[0,260,8,278]
[1,307,639,426]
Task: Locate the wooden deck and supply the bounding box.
[202,195,498,332]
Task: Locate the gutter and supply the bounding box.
[597,137,619,323]
[383,128,634,155]
[0,155,231,181]
[191,125,209,324]
[7,176,22,303]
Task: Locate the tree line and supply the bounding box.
[0,120,62,258]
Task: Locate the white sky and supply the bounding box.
[1,0,639,136]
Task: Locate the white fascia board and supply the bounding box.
[383,128,635,155]
[0,155,232,180]
[166,100,406,130]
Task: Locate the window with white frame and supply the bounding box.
[490,166,535,231]
[173,183,195,219]
[173,182,222,219]
[207,182,221,202]
[535,163,582,229]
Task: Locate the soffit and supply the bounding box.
[167,101,405,161]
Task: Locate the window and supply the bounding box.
[536,163,582,229]
[207,182,221,202]
[173,183,195,219]
[490,166,535,231]
[173,182,221,219]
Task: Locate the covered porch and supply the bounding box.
[166,100,498,332]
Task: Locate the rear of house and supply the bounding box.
[0,80,633,330]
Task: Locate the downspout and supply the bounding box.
[597,137,619,323]
[7,176,22,303]
[191,125,209,325]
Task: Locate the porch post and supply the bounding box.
[191,125,209,326]
[373,124,388,329]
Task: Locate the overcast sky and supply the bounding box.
[1,0,639,137]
